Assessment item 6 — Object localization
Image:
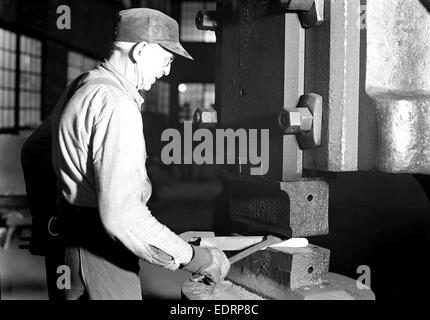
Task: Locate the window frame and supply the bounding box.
[0,26,43,134]
[178,82,215,123]
[180,1,217,43]
[142,80,171,116]
[66,50,99,85]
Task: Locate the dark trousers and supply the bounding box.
[45,236,67,300]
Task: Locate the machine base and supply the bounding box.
[181,272,375,300]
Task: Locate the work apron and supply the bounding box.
[57,197,141,300]
[51,76,142,300]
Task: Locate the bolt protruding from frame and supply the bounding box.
[195,10,218,31]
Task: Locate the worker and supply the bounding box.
[22,8,230,300]
[21,116,66,300]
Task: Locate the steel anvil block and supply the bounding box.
[226,244,330,300]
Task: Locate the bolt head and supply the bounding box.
[278,110,301,133]
[298,108,313,131]
[194,107,217,128]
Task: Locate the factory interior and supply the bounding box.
[1,0,430,301]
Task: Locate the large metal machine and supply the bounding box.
[183,0,430,300]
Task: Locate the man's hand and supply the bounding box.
[182,245,230,284]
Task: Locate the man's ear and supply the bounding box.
[131,41,147,63]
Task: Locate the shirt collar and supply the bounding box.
[99,60,145,110]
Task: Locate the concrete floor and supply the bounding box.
[1,172,430,300]
[0,235,48,300]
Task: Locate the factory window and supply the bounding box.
[19,35,42,128]
[142,81,170,115]
[67,51,99,84]
[0,28,16,130]
[0,28,42,132]
[180,1,216,42]
[178,83,215,123]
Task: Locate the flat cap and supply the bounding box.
[114,8,193,60]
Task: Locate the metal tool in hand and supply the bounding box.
[191,235,282,284]
[228,235,282,264]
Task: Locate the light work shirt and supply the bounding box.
[51,61,193,270]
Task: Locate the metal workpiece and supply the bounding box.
[181,234,374,300]
[366,0,430,174]
[195,10,218,31]
[226,244,330,299]
[280,0,325,28]
[181,233,374,300]
[225,172,329,237]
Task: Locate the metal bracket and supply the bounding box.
[280,0,325,28]
[225,172,329,237]
[195,10,218,31]
[278,93,322,149]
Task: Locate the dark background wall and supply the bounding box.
[0,0,123,117]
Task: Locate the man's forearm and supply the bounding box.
[102,203,193,270]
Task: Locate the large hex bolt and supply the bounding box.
[278,108,313,134]
[278,93,323,149]
[298,107,313,131]
[278,110,301,134]
[280,0,315,11]
[280,0,325,28]
[195,10,218,31]
[299,0,324,28]
[193,106,218,128]
[297,93,323,149]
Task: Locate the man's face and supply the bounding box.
[134,43,174,91]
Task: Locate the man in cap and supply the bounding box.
[22,8,230,300]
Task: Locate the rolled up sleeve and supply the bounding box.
[91,91,192,270]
